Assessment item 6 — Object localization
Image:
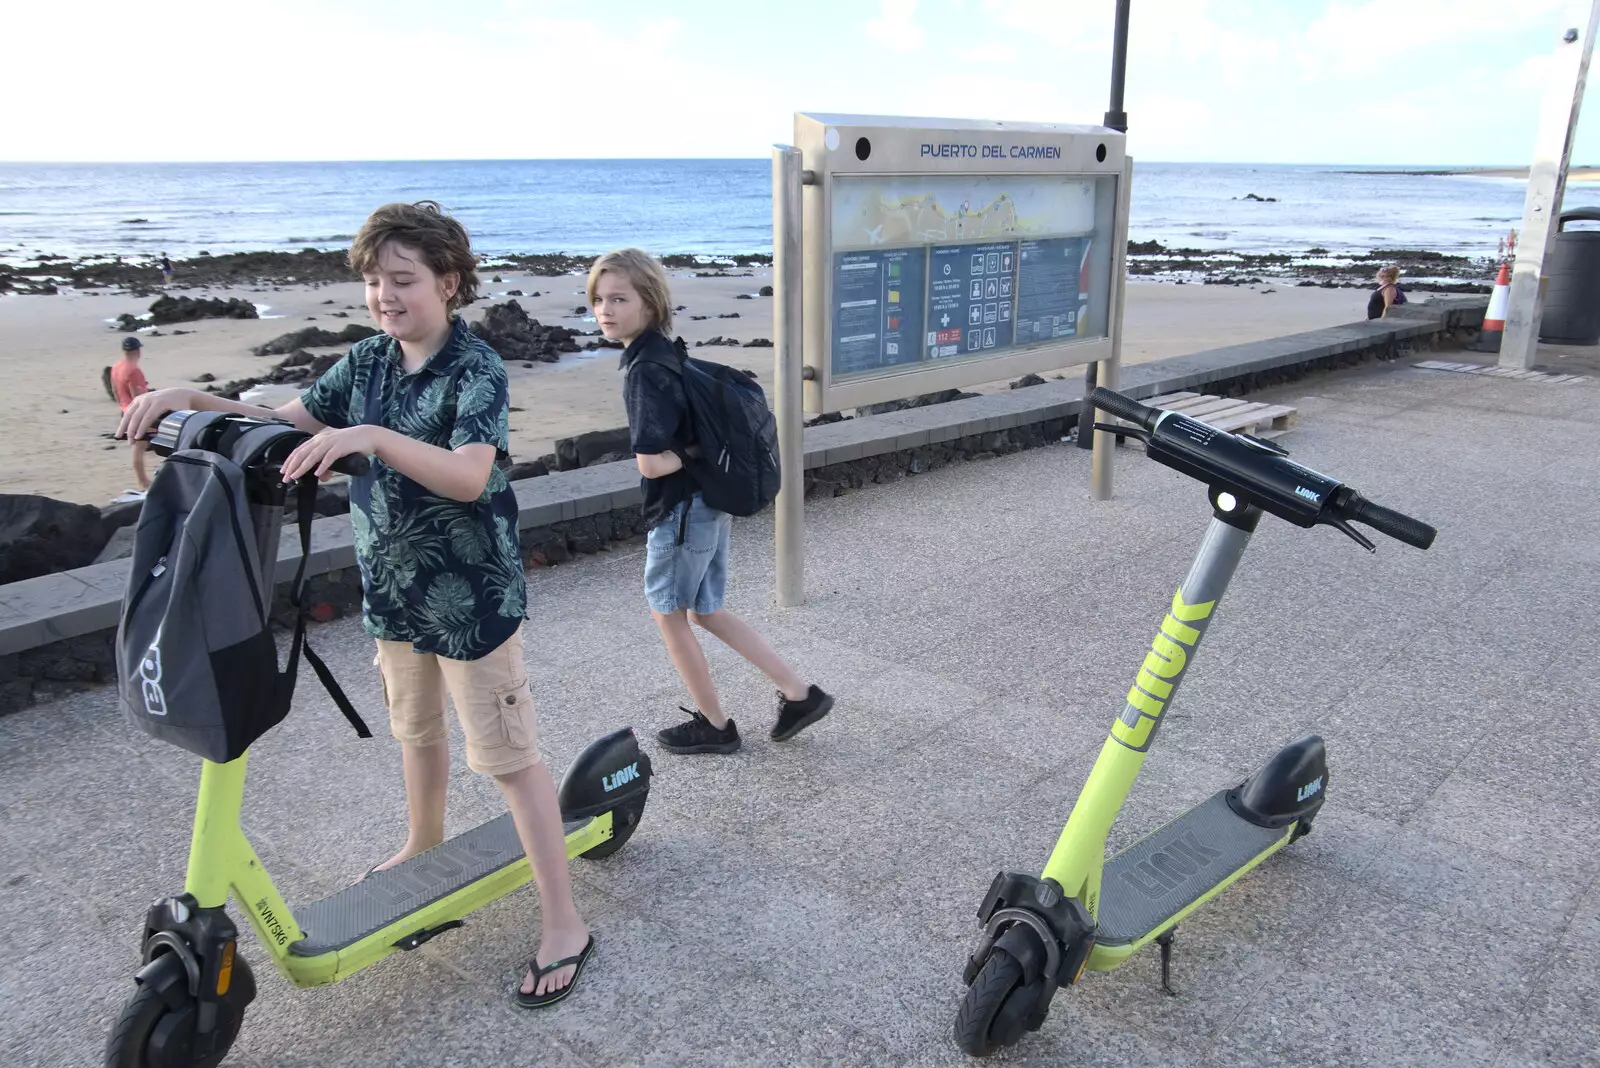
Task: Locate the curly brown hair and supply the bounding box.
[349,200,480,311]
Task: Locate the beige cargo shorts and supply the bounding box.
[374,626,541,775]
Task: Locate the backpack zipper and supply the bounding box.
[122,556,168,625]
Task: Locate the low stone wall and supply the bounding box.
[0,299,1488,713]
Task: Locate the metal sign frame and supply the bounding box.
[796,112,1129,414]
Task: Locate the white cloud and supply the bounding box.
[866,0,928,53]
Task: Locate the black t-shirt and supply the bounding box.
[621,330,697,529]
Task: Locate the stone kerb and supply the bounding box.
[0,302,1486,712]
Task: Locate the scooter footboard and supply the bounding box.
[1096,791,1290,949]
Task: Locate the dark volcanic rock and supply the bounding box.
[554,427,633,471]
[858,389,981,416]
[252,323,379,357]
[742,338,773,347]
[759,285,774,297]
[505,459,550,481]
[1009,373,1047,389]
[0,495,108,584]
[470,300,581,363]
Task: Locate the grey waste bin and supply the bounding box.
[1540,207,1600,344]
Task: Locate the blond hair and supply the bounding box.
[1376,265,1400,284]
[586,249,674,333]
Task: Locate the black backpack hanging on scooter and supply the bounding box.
[116,418,370,764]
[631,336,781,517]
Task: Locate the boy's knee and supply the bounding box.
[687,609,715,629]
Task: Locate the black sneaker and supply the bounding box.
[656,707,741,754]
[771,685,834,741]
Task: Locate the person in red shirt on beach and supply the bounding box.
[110,335,152,492]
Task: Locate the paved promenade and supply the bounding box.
[2,356,1596,1067]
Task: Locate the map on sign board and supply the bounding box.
[828,175,1109,379]
[832,175,1096,251]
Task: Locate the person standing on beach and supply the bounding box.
[1366,265,1406,319]
[588,248,834,755]
[110,336,153,492]
[159,253,173,284]
[117,200,595,1008]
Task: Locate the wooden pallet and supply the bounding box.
[1413,360,1591,385]
[1109,391,1299,439]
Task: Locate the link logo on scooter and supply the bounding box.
[1113,590,1215,752]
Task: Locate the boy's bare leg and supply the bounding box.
[132,439,151,490]
[652,609,729,727]
[496,762,590,997]
[371,738,448,870]
[689,609,808,701]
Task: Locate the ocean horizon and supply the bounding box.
[4,159,1599,265]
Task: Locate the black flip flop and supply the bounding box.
[514,936,596,1009]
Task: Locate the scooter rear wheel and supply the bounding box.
[953,949,1026,1057]
[104,956,254,1068]
[578,786,649,860]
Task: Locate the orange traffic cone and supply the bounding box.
[1471,262,1510,352]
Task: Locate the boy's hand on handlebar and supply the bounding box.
[281,425,381,483]
[116,387,199,442]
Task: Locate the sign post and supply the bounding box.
[772,145,806,608]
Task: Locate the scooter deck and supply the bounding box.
[1097,791,1288,947]
[289,813,589,957]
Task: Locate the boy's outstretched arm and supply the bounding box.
[281,428,496,503]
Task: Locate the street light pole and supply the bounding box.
[1499,1,1600,369]
[1080,0,1133,455]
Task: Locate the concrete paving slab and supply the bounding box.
[1211,889,1555,1068]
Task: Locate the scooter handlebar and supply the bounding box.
[1091,387,1437,551]
[1334,490,1436,550]
[1089,387,1158,430]
[329,454,371,478]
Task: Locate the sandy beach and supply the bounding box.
[0,273,1370,506]
[1450,165,1600,182]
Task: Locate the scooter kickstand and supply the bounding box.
[1155,927,1179,997]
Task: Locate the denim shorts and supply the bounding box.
[644,494,732,615]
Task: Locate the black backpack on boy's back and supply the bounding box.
[630,336,781,517]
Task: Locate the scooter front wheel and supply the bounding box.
[104,955,254,1068]
[953,949,1027,1057]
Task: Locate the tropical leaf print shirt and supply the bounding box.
[300,317,526,661]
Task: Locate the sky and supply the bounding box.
[3,0,1596,165]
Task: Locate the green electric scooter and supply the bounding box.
[954,386,1436,1057]
[103,411,653,1068]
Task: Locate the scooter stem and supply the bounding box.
[1040,498,1260,914]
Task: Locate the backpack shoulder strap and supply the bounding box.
[627,333,688,375]
[284,478,372,739]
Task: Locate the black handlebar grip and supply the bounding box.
[331,454,371,477]
[1090,387,1158,430]
[1348,494,1436,550]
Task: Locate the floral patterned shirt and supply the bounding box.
[301,316,525,661]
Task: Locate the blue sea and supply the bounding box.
[3,159,1598,263]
